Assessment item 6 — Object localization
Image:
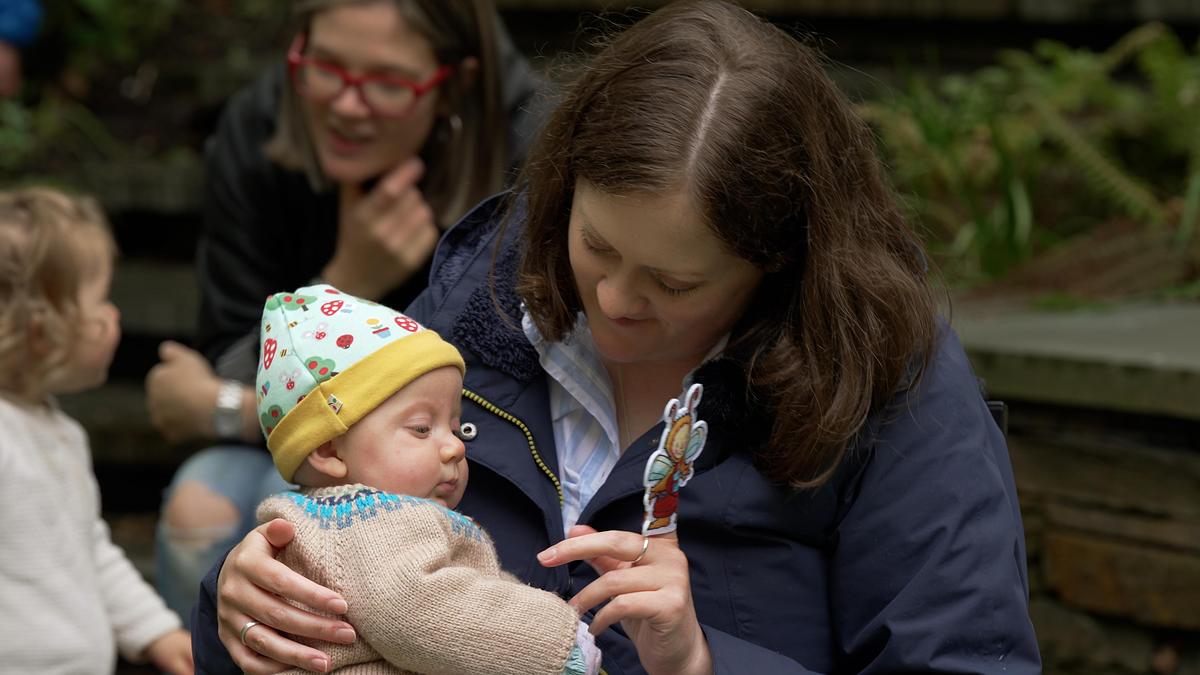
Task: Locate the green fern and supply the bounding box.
[1180,161,1200,247]
[1026,95,1167,226]
[863,21,1197,285]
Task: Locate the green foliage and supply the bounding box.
[1135,29,1200,245]
[1157,278,1200,301]
[863,23,1200,285]
[45,0,182,76]
[0,102,37,171]
[0,0,185,178]
[1,0,294,180]
[227,0,280,20]
[0,95,124,178]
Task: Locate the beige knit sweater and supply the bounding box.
[259,484,596,675]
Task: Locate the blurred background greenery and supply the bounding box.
[4,0,1199,300]
[863,21,1200,300]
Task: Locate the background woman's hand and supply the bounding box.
[217,519,357,674]
[322,157,440,301]
[145,341,222,443]
[539,525,713,675]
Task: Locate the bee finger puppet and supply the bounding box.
[641,383,708,536]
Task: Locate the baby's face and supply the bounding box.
[48,254,120,395]
[336,366,467,508]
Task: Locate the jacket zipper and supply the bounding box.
[462,388,563,505]
[463,389,608,675]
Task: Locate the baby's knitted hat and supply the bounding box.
[255,284,465,481]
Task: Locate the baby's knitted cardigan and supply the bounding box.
[258,484,595,675]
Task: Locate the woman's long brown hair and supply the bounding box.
[515,0,937,487]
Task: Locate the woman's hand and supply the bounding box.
[538,525,713,675]
[217,519,357,674]
[145,341,222,443]
[144,628,194,675]
[323,157,440,301]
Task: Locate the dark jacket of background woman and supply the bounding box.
[196,193,1042,674]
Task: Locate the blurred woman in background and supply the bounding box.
[144,0,548,625]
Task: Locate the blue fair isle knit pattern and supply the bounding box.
[561,642,588,675]
[286,487,483,541]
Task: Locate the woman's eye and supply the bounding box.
[582,235,615,256]
[654,277,700,296]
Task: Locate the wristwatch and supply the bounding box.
[212,379,245,439]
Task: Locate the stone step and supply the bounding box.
[80,154,204,217]
[952,299,1200,645]
[112,258,200,339]
[107,512,158,583]
[59,381,196,466]
[953,302,1200,421]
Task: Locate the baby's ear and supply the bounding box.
[305,441,348,479]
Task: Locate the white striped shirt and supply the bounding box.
[522,310,725,535]
[523,311,619,534]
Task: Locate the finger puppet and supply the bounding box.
[641,383,707,536]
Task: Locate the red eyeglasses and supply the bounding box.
[286,34,454,117]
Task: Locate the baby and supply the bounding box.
[251,283,600,675]
[0,187,192,674]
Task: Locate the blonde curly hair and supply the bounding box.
[0,187,116,403]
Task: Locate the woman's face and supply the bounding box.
[567,180,764,369]
[302,2,442,186]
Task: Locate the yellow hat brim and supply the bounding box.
[268,330,465,481]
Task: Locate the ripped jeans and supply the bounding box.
[155,445,291,628]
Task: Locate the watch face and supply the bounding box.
[214,407,241,439]
[214,383,245,438]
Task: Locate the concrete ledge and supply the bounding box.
[953,303,1200,421]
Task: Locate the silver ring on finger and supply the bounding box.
[631,535,650,565]
[239,620,261,646]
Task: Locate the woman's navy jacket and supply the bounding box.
[195,193,1041,674]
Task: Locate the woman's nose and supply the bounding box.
[329,85,371,117]
[596,273,646,319]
